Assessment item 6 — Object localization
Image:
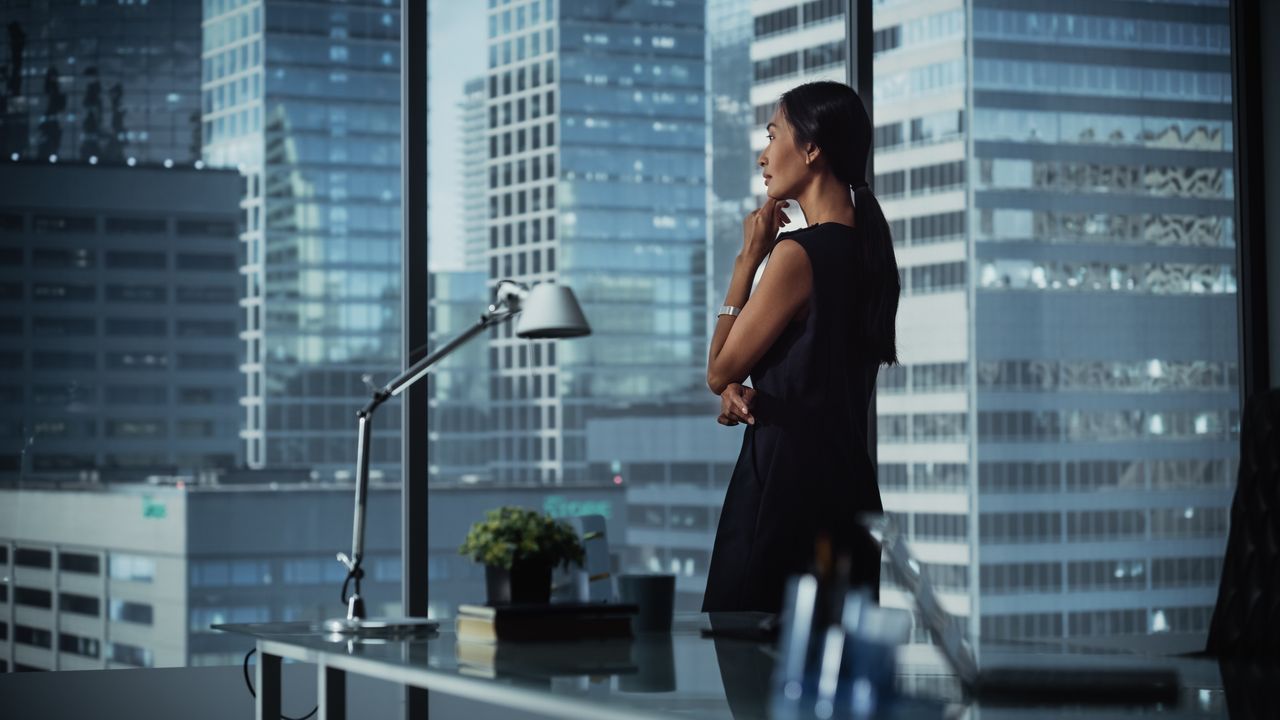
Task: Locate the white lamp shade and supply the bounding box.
[515,283,592,338]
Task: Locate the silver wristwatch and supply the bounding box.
[717,305,741,317]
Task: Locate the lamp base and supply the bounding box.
[322,616,439,637]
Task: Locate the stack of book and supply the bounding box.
[454,602,639,679]
[456,602,637,643]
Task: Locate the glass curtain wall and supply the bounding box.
[424,0,784,616]
[870,0,1239,644]
[0,0,403,672]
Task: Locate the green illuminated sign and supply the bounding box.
[142,496,167,520]
[543,495,612,520]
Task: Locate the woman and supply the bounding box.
[703,81,900,613]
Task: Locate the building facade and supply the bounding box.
[0,481,401,672]
[477,0,709,486]
[0,0,204,166]
[0,162,243,478]
[750,0,1237,640]
[201,0,404,479]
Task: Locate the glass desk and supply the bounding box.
[215,613,1250,720]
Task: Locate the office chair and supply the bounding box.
[1205,388,1280,658]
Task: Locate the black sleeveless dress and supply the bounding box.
[702,222,883,613]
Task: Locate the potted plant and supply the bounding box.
[458,506,585,605]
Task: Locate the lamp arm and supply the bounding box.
[338,299,522,620]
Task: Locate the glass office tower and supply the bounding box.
[886,0,1235,640]
[201,0,403,479]
[753,0,1238,641]
[0,0,203,165]
[480,0,708,486]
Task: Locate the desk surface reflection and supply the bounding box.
[215,612,1267,719]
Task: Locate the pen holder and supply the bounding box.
[771,579,910,720]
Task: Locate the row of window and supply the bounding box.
[877,160,965,199]
[980,507,1228,543]
[978,408,1238,442]
[0,351,236,371]
[877,362,967,394]
[878,462,967,492]
[977,159,1229,200]
[489,60,555,100]
[973,8,1230,54]
[977,459,1233,494]
[886,210,966,247]
[980,558,1221,596]
[753,39,846,83]
[2,385,237,407]
[5,548,154,580]
[490,26,554,69]
[875,109,965,151]
[489,184,556,219]
[1,282,236,305]
[878,412,968,443]
[752,0,843,40]
[980,259,1236,295]
[0,248,237,270]
[976,359,1238,393]
[906,261,966,295]
[6,317,237,338]
[974,60,1229,103]
[489,248,557,281]
[982,606,1212,640]
[0,214,236,238]
[488,118,556,160]
[0,452,236,474]
[976,208,1232,249]
[8,589,151,624]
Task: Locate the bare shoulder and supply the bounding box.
[767,237,812,273]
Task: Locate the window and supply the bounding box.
[14,625,53,649]
[109,600,154,625]
[14,587,53,609]
[109,642,154,668]
[59,632,101,659]
[60,552,101,575]
[110,554,156,583]
[15,548,53,569]
[60,592,101,617]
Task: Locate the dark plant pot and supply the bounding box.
[485,562,552,605]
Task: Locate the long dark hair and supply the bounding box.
[779,81,900,366]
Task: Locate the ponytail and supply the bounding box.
[852,184,900,366]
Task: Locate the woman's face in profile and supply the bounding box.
[757,105,810,201]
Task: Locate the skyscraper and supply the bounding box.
[480,0,708,486]
[0,0,203,166]
[201,1,403,479]
[459,77,489,273]
[0,163,243,479]
[751,0,1238,640]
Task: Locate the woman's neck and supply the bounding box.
[795,172,855,227]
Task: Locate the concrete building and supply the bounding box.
[0,162,244,478]
[201,1,404,480]
[0,480,401,672]
[751,0,1238,640]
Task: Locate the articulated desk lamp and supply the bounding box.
[324,280,591,636]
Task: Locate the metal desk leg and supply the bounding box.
[318,663,346,720]
[256,645,282,720]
